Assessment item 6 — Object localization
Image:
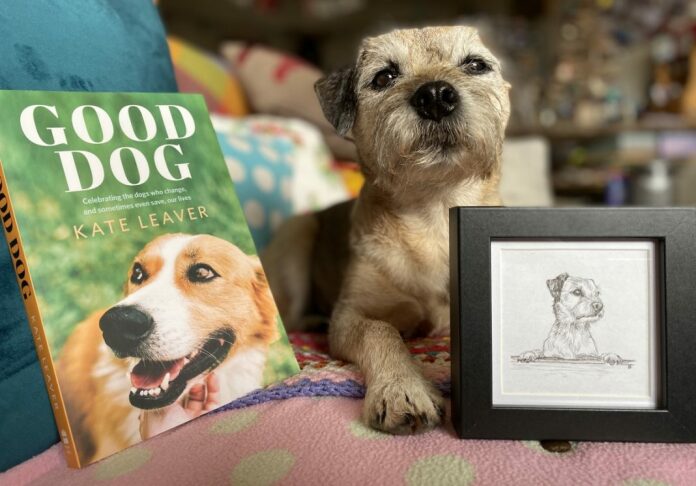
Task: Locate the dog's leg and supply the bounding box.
[261,213,318,331]
[330,303,444,434]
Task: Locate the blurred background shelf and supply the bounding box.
[160,0,696,207]
[508,117,696,138]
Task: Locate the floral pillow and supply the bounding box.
[219,42,357,162]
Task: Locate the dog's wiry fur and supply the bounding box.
[264,26,510,434]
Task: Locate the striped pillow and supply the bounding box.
[168,36,249,116]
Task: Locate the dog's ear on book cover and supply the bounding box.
[546,272,569,301]
[314,66,357,137]
[251,257,280,343]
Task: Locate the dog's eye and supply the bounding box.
[188,263,219,283]
[461,57,491,75]
[572,289,583,297]
[130,263,148,285]
[371,68,399,89]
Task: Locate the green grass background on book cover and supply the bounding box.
[0,90,298,384]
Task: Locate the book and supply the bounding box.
[0,90,299,468]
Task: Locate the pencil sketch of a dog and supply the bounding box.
[517,273,623,365]
[263,26,510,434]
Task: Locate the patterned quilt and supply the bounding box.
[3,333,696,486]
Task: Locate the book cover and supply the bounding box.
[0,90,299,468]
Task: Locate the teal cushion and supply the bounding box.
[0,0,176,93]
[0,0,176,471]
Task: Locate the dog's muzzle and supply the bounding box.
[99,305,154,356]
[410,81,459,122]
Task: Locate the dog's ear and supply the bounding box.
[314,66,357,137]
[250,256,280,343]
[546,273,569,301]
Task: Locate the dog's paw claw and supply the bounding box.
[364,375,443,435]
[403,413,416,427]
[377,399,387,425]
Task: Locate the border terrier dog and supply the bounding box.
[518,273,623,365]
[263,26,510,434]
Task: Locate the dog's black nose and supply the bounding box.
[410,81,459,122]
[99,305,154,353]
[592,302,604,313]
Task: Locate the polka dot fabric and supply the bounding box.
[213,116,294,250]
[7,399,696,485]
[5,333,696,485]
[212,115,349,251]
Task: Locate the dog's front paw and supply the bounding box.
[364,374,444,435]
[601,353,622,366]
[517,350,540,362]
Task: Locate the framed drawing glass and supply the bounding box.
[491,240,660,409]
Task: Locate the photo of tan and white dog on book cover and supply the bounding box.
[0,90,298,468]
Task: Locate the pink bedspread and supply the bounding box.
[4,333,696,485]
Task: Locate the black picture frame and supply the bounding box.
[449,207,696,442]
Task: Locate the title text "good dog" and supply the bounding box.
[19,104,196,192]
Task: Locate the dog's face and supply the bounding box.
[98,233,277,409]
[315,26,510,183]
[547,273,604,324]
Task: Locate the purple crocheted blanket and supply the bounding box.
[218,333,452,412]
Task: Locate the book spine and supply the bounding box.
[0,162,81,468]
